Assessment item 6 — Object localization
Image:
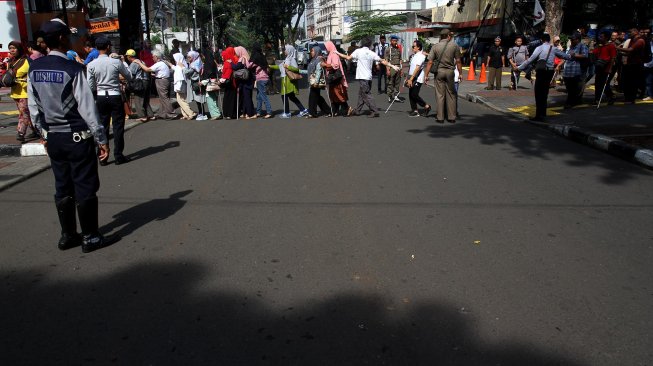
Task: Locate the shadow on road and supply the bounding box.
[126,140,181,162]
[101,190,192,238]
[406,105,651,185]
[1,261,586,365]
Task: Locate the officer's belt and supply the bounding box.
[42,129,94,142]
[98,90,122,96]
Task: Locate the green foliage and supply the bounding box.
[346,10,407,42]
[151,34,162,45]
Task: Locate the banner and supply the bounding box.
[90,18,119,34]
[533,0,545,26]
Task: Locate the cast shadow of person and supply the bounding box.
[126,140,180,162]
[101,190,192,238]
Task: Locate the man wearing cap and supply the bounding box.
[384,35,404,103]
[485,36,505,90]
[28,19,118,253]
[87,36,132,165]
[424,29,463,123]
[126,49,154,121]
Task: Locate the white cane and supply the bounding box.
[596,78,609,109]
[236,86,239,120]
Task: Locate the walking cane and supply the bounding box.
[236,86,240,120]
[596,78,609,109]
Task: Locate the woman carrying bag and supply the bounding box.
[185,51,207,120]
[269,45,308,118]
[307,46,331,118]
[323,41,352,117]
[233,46,257,119]
[220,47,238,120]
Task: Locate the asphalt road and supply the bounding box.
[1,92,652,365]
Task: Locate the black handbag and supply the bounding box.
[535,46,553,72]
[128,78,146,92]
[326,68,342,85]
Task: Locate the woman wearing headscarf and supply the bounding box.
[201,47,222,119]
[232,46,256,119]
[7,41,37,142]
[323,41,352,116]
[184,50,207,120]
[171,52,196,120]
[307,45,332,118]
[250,43,273,118]
[220,47,238,119]
[269,44,308,118]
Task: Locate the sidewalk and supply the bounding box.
[457,66,653,169]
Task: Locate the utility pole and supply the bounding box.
[210,0,216,51]
[144,0,151,40]
[192,0,198,50]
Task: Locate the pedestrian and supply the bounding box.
[644,32,653,101]
[592,31,617,105]
[385,35,404,103]
[133,50,178,119]
[201,46,223,119]
[86,36,132,166]
[268,45,309,118]
[424,29,463,123]
[125,49,155,121]
[485,36,505,90]
[374,35,388,94]
[347,41,358,75]
[405,40,431,117]
[337,37,398,118]
[306,45,331,118]
[7,41,38,142]
[263,41,279,94]
[171,53,196,120]
[185,50,208,120]
[27,19,117,253]
[83,40,98,65]
[618,28,647,103]
[233,46,256,119]
[323,41,352,116]
[219,47,238,120]
[250,43,273,118]
[518,33,568,121]
[27,40,45,60]
[507,36,530,90]
[559,33,590,108]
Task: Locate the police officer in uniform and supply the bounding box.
[28,19,118,253]
[424,29,463,123]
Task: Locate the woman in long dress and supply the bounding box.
[323,41,352,117]
[220,47,238,119]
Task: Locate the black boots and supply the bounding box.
[76,197,119,253]
[55,196,82,250]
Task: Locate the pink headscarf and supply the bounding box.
[325,41,347,87]
[234,46,250,63]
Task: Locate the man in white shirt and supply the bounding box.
[406,40,431,116]
[132,50,178,119]
[338,37,398,117]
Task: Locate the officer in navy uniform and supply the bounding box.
[28,19,118,253]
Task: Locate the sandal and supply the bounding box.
[263,114,272,119]
[246,115,257,120]
[139,117,149,122]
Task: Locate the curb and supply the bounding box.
[0,120,143,192]
[464,92,653,170]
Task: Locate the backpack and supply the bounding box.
[233,68,250,80]
[0,58,26,87]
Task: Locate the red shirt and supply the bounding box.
[627,37,646,65]
[593,43,616,61]
[139,49,154,67]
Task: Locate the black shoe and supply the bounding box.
[447,120,456,124]
[99,159,108,166]
[607,97,616,105]
[58,232,83,250]
[409,111,421,117]
[16,133,25,142]
[423,105,431,116]
[114,156,131,165]
[368,112,380,118]
[26,132,39,139]
[81,233,120,253]
[435,119,445,124]
[529,116,545,122]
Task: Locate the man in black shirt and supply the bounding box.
[485,36,505,90]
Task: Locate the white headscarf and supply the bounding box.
[187,50,202,72]
[284,44,298,68]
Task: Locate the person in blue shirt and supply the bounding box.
[83,40,99,65]
[558,33,589,108]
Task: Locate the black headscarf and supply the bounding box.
[250,43,268,69]
[201,47,217,79]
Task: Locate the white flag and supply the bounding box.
[534,0,545,26]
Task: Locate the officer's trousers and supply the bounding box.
[47,133,99,202]
[387,67,402,98]
[434,69,457,121]
[97,94,126,159]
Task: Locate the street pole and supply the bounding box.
[192,0,198,50]
[211,0,216,51]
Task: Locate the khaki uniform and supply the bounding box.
[384,45,403,99]
[428,40,461,121]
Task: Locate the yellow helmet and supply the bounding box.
[125,49,136,57]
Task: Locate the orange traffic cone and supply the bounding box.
[467,60,476,81]
[479,63,487,83]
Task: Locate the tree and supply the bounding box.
[345,10,407,42]
[545,0,563,37]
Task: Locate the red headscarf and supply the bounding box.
[221,47,238,63]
